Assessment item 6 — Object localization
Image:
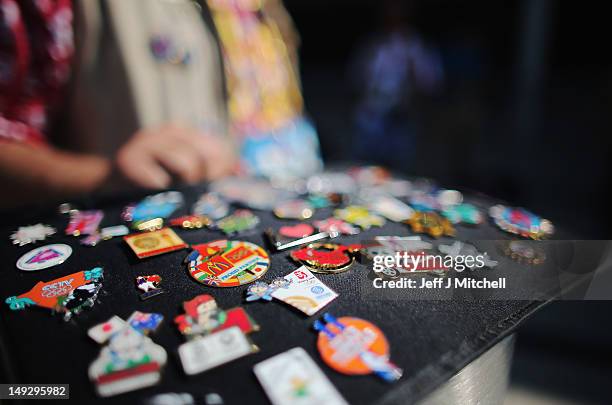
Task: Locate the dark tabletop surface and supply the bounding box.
[0,183,599,405]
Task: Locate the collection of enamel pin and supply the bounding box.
[6,167,555,403]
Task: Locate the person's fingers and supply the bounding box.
[189,135,237,180]
[152,142,204,184]
[116,145,172,189]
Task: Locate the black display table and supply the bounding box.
[0,184,597,404]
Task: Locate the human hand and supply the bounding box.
[116,124,236,189]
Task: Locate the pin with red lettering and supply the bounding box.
[313,313,402,382]
[246,267,338,316]
[185,240,270,287]
[10,224,56,246]
[136,275,165,300]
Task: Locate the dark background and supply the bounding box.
[284,0,612,403]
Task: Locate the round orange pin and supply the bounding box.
[316,315,388,374]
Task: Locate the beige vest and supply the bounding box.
[64,0,227,157]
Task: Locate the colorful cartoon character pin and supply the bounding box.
[174,294,259,339]
[313,313,402,382]
[136,275,165,300]
[489,204,554,240]
[10,224,56,246]
[174,294,259,375]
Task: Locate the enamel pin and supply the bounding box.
[254,347,348,405]
[408,192,440,212]
[438,241,498,270]
[290,243,361,274]
[366,196,414,222]
[489,204,554,239]
[192,192,229,220]
[246,267,338,316]
[11,224,56,246]
[122,191,183,222]
[179,326,257,375]
[174,294,259,338]
[133,218,164,232]
[136,275,165,300]
[185,240,270,287]
[313,313,402,382]
[212,209,260,235]
[16,243,72,271]
[175,295,259,375]
[124,228,187,259]
[66,210,104,236]
[169,215,211,229]
[441,203,483,225]
[100,225,130,240]
[334,206,385,230]
[313,218,360,235]
[501,240,546,265]
[273,199,314,220]
[81,232,102,247]
[5,267,104,320]
[127,311,164,334]
[404,211,455,238]
[88,315,167,397]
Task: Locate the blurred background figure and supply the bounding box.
[208,0,322,180]
[348,0,443,171]
[0,0,320,208]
